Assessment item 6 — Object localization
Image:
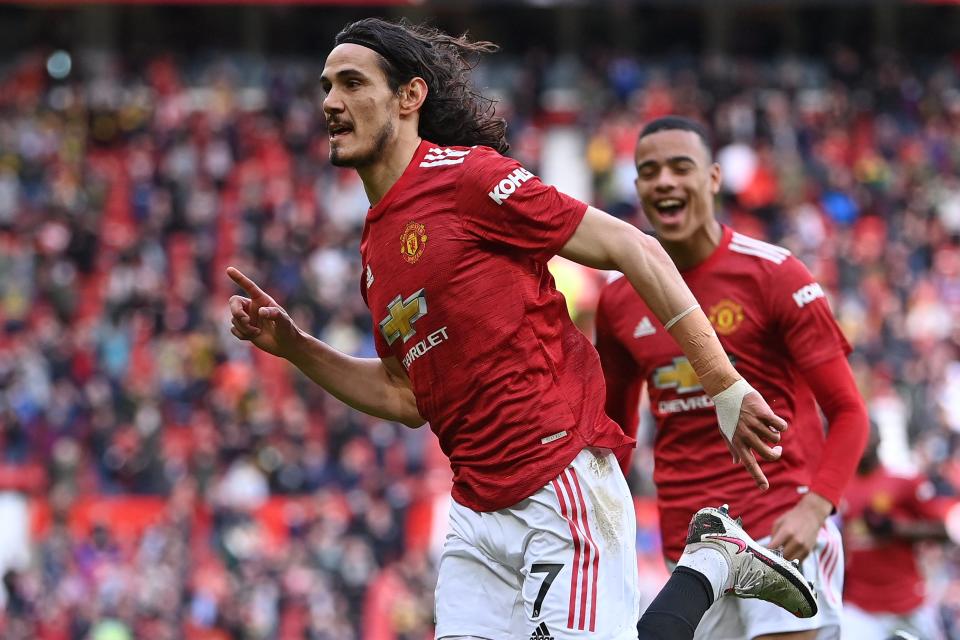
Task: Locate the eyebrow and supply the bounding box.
[637,155,699,171]
[319,67,369,85]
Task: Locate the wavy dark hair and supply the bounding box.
[334,18,509,154]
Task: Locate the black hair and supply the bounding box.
[335,18,509,154]
[639,116,713,158]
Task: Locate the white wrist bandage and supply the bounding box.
[664,304,700,331]
[712,378,756,442]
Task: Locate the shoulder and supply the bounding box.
[727,230,793,269]
[452,146,537,205]
[598,272,640,311]
[457,145,524,179]
[726,230,818,289]
[417,144,474,170]
[599,272,628,298]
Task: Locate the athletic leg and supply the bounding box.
[637,505,819,640]
[636,567,715,640]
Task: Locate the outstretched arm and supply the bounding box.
[227,267,425,428]
[562,207,786,489]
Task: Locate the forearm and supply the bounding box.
[810,399,868,505]
[614,229,739,395]
[560,209,739,395]
[805,357,869,506]
[287,332,424,427]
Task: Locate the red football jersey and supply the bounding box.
[596,225,851,561]
[359,140,633,512]
[842,468,948,614]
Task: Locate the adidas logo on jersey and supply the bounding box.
[529,622,554,640]
[633,316,656,338]
[488,167,534,205]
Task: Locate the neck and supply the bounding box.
[357,130,422,206]
[660,218,723,270]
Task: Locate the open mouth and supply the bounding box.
[652,198,687,224]
[327,121,354,140]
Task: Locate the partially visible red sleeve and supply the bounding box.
[456,146,587,263]
[903,476,952,521]
[802,354,869,507]
[770,256,851,369]
[595,286,643,472]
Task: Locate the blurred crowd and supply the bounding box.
[1,41,960,638]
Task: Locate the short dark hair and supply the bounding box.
[335,18,509,154]
[639,116,712,158]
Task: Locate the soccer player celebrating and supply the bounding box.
[841,431,950,640]
[595,115,869,639]
[228,21,815,639]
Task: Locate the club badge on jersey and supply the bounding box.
[708,299,745,335]
[400,221,428,264]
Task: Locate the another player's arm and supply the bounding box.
[861,477,952,543]
[864,510,949,541]
[891,521,950,540]
[766,258,869,560]
[562,207,786,489]
[770,355,868,559]
[227,267,425,428]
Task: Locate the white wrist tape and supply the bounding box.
[712,378,755,443]
[664,304,700,331]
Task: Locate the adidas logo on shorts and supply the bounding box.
[529,621,554,640]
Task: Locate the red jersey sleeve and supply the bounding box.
[456,146,588,263]
[802,355,869,506]
[904,476,951,521]
[768,256,851,370]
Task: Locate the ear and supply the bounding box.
[398,77,428,116]
[709,162,722,195]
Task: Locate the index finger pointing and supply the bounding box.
[227,267,267,298]
[738,445,769,491]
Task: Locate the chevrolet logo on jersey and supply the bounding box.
[653,357,702,394]
[379,289,427,345]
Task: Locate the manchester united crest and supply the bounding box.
[400,221,428,264]
[708,299,745,335]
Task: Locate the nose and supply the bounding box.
[654,169,679,192]
[322,87,344,116]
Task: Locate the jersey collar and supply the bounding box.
[679,223,733,277]
[366,139,434,223]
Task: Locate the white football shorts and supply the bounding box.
[434,447,641,640]
[690,517,845,640]
[842,601,944,640]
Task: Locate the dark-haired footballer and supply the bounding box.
[228,21,816,640]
